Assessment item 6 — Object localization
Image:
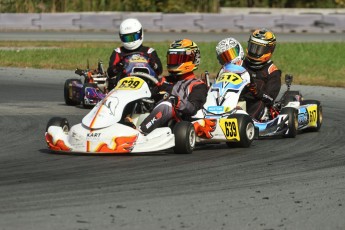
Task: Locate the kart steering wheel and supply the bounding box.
[129,72,159,86]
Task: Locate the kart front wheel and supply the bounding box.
[46,117,70,134]
[64,79,81,106]
[301,100,323,132]
[173,121,195,154]
[226,114,256,148]
[281,107,298,138]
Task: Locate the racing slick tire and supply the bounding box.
[173,121,196,154]
[82,83,98,109]
[64,79,82,106]
[281,107,298,138]
[46,117,70,134]
[301,99,323,132]
[225,114,256,148]
[281,90,302,107]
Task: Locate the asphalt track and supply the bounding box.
[1,31,345,230]
[0,66,345,230]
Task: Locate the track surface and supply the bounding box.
[0,67,344,230]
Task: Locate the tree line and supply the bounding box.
[0,0,344,13]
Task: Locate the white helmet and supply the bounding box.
[216,37,244,65]
[119,18,144,50]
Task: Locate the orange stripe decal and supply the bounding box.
[87,92,115,151]
[188,81,203,93]
[95,135,138,153]
[268,64,278,74]
[45,133,71,151]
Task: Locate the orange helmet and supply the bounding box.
[166,39,201,75]
[246,28,276,65]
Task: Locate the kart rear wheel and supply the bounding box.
[301,100,323,132]
[281,107,298,138]
[226,114,255,148]
[64,79,81,106]
[46,117,70,134]
[173,121,195,154]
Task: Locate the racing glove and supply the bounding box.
[148,58,158,71]
[248,82,259,97]
[115,62,125,74]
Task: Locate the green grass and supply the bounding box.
[275,42,345,87]
[0,41,344,87]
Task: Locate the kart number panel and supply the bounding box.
[216,72,243,85]
[115,77,145,90]
[307,104,318,127]
[219,118,240,141]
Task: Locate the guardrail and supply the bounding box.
[1,8,344,33]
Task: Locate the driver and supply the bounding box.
[138,39,208,134]
[106,18,163,91]
[215,37,248,80]
[241,28,282,120]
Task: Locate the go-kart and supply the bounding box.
[192,64,257,148]
[64,53,157,109]
[64,60,107,108]
[46,72,196,154]
[253,74,323,138]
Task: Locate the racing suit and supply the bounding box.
[241,59,282,120]
[139,72,208,134]
[107,45,163,90]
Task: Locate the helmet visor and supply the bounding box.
[167,49,194,66]
[120,29,142,43]
[218,44,240,64]
[247,42,270,57]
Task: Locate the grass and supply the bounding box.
[0,40,344,87]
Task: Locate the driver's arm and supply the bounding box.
[107,50,122,78]
[147,48,163,76]
[179,83,208,116]
[261,69,282,105]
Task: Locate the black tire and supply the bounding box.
[300,99,323,132]
[173,121,195,154]
[225,114,256,148]
[82,83,98,109]
[281,107,298,138]
[46,117,70,133]
[280,90,302,107]
[64,79,81,106]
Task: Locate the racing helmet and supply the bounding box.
[119,18,144,50]
[166,39,201,76]
[216,37,244,65]
[246,28,276,65]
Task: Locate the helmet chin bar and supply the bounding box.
[168,62,196,75]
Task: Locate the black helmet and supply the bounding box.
[246,28,276,65]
